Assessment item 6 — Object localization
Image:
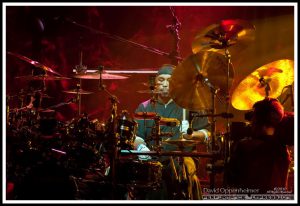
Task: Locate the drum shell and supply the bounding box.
[116,160,162,188]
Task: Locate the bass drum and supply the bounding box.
[116,159,163,189]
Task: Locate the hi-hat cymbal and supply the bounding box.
[15,75,71,81]
[231,59,294,110]
[192,19,255,54]
[7,51,63,76]
[63,89,93,95]
[162,139,200,148]
[73,72,129,80]
[169,51,234,111]
[134,112,158,120]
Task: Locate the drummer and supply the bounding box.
[133,64,210,200]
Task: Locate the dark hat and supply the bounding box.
[157,64,175,75]
[252,98,284,127]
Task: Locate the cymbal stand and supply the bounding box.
[97,65,120,197]
[63,17,183,62]
[224,48,233,163]
[74,50,87,116]
[208,83,219,189]
[167,6,181,65]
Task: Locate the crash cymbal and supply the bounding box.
[15,75,71,81]
[134,112,158,120]
[169,50,234,111]
[162,139,200,148]
[192,19,255,54]
[231,59,294,110]
[7,51,63,76]
[73,72,129,80]
[62,89,93,95]
[160,117,180,127]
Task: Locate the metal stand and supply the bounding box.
[74,50,87,116]
[224,48,233,164]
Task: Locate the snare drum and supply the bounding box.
[116,159,163,188]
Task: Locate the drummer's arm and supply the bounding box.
[183,129,210,142]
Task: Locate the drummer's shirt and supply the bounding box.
[134,98,209,161]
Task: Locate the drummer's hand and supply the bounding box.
[134,136,146,150]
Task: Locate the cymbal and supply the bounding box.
[192,19,255,53]
[134,112,157,120]
[62,89,93,95]
[231,59,294,110]
[7,51,63,76]
[160,117,180,127]
[73,72,129,80]
[137,90,162,94]
[169,51,234,111]
[15,75,71,81]
[162,139,200,148]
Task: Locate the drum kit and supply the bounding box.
[6,16,294,200]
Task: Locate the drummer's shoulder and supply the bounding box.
[140,99,152,108]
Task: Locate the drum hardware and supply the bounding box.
[60,17,183,62]
[73,72,130,80]
[231,59,294,110]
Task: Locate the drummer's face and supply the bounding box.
[156,74,171,97]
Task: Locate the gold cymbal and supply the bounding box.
[162,139,200,148]
[15,75,71,81]
[134,112,157,120]
[192,19,255,53]
[231,59,294,110]
[63,89,93,95]
[7,51,63,76]
[73,72,129,80]
[169,51,234,111]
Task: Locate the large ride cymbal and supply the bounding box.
[63,89,93,95]
[7,51,63,76]
[73,72,129,80]
[192,19,255,54]
[231,59,294,110]
[15,75,71,81]
[169,51,234,111]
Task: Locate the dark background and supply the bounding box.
[5,5,295,131]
